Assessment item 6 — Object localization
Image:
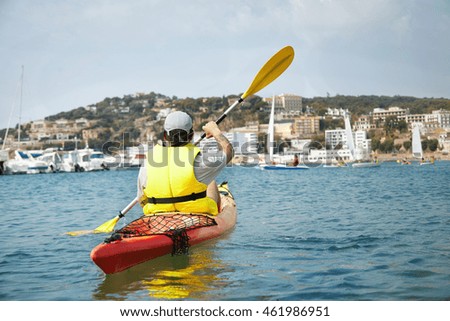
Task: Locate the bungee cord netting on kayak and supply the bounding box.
[104,214,217,255]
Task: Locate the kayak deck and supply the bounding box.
[90,187,236,274]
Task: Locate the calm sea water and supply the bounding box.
[0,161,449,301]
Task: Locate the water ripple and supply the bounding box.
[1,163,450,300]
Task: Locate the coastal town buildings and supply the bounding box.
[263,94,302,114]
[1,91,449,164]
[292,116,321,137]
[372,106,408,122]
[370,107,450,130]
[326,107,348,118]
[28,118,92,141]
[325,128,371,152]
[354,116,376,131]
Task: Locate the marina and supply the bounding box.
[0,146,145,175]
[0,146,445,175]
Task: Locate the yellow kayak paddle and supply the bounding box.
[195,45,295,144]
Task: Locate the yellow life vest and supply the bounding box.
[142,143,218,215]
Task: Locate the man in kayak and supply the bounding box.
[137,111,233,216]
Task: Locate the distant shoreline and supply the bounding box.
[230,152,450,166]
[375,152,449,162]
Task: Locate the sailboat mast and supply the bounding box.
[2,66,24,150]
[268,95,275,162]
[17,65,24,146]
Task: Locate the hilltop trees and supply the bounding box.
[303,95,450,116]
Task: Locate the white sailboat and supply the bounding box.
[260,96,308,170]
[345,112,379,168]
[3,66,48,174]
[412,123,434,166]
[344,111,356,163]
[411,123,423,159]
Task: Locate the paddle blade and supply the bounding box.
[66,217,118,236]
[93,216,120,234]
[66,230,95,236]
[66,216,120,236]
[242,45,295,99]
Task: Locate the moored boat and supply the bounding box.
[37,149,64,172]
[258,95,308,171]
[411,123,434,166]
[260,164,308,170]
[4,150,48,174]
[90,183,237,274]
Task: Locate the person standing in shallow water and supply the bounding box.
[137,111,233,216]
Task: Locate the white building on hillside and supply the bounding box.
[225,132,258,155]
[373,106,408,123]
[325,129,371,153]
[326,108,348,118]
[431,109,450,129]
[196,132,258,157]
[354,116,376,131]
[354,130,372,153]
[263,93,302,113]
[325,129,346,149]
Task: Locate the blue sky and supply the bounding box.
[1,0,449,129]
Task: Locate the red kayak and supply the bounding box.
[90,184,236,274]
